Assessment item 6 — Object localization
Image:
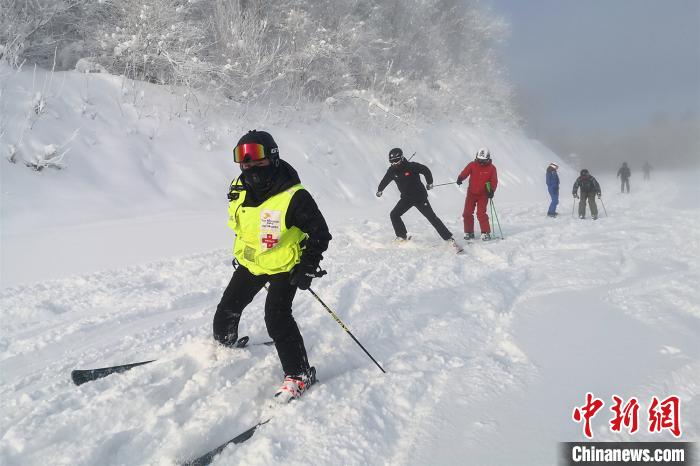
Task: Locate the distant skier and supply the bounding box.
[376,148,461,251]
[456,147,498,240]
[215,130,332,403]
[643,162,652,181]
[617,162,631,193]
[572,169,602,219]
[546,162,560,217]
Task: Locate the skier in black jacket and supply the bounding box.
[215,130,332,403]
[376,148,459,249]
[572,169,602,220]
[617,162,631,193]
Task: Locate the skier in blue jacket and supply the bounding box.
[546,162,560,217]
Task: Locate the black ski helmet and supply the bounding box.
[580,169,589,176]
[235,130,279,166]
[389,147,404,163]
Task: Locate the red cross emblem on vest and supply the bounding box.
[262,234,278,249]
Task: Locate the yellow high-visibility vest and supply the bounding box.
[227,180,306,275]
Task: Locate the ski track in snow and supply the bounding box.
[1,176,698,465]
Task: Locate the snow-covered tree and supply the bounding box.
[1,0,517,126]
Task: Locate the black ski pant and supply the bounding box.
[578,192,599,218]
[213,265,309,376]
[620,177,630,193]
[390,197,452,240]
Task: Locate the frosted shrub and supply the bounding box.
[25,143,65,171]
[32,92,46,115]
[2,0,518,127]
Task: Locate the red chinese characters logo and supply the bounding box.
[572,392,604,439]
[609,395,640,434]
[648,395,681,438]
[573,394,682,439]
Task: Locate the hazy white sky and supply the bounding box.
[488,0,699,166]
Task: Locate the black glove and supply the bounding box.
[487,191,494,199]
[456,179,463,186]
[376,190,383,197]
[597,192,601,199]
[289,263,318,290]
[573,192,579,199]
[426,183,433,190]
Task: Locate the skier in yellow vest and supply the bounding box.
[215,130,332,403]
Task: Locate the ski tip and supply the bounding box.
[71,370,91,386]
[70,359,157,386]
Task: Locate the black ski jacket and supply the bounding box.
[377,161,433,201]
[230,160,332,270]
[617,166,631,179]
[572,175,601,196]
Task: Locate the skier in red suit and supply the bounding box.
[456,147,498,241]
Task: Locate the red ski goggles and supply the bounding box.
[233,143,267,163]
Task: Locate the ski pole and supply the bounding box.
[571,197,576,218]
[307,287,386,374]
[485,181,503,239]
[407,152,416,161]
[489,198,504,240]
[487,182,493,232]
[432,181,457,188]
[599,196,608,217]
[233,261,386,373]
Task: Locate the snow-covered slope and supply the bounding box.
[1,66,698,466]
[1,65,567,287]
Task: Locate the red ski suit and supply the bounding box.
[457,160,498,234]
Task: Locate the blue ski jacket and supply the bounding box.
[546,168,559,190]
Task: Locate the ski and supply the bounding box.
[182,369,317,464]
[71,359,157,386]
[180,418,272,466]
[71,337,273,385]
[464,236,501,245]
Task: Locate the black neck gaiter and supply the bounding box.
[243,164,276,192]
